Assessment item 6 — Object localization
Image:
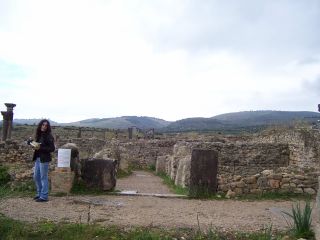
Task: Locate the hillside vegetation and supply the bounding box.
[6,111,320,133]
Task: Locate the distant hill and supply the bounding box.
[8,116,171,129]
[62,116,171,129]
[5,111,320,132]
[8,119,59,126]
[163,111,320,132]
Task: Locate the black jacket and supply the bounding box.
[32,133,55,162]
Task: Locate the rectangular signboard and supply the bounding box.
[57,148,71,168]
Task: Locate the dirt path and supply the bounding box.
[0,171,317,232]
[115,170,173,194]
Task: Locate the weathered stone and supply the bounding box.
[295,175,305,180]
[51,168,75,193]
[235,181,245,188]
[269,179,280,189]
[268,174,282,180]
[81,158,117,191]
[175,156,191,187]
[280,183,290,189]
[303,188,316,195]
[225,189,236,198]
[189,149,218,195]
[218,184,229,192]
[261,170,274,176]
[156,155,167,174]
[257,177,269,189]
[234,187,243,195]
[282,178,291,184]
[250,189,262,194]
[243,176,257,184]
[248,183,258,189]
[293,188,303,194]
[233,175,242,181]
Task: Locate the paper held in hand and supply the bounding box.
[30,141,41,148]
[57,149,71,168]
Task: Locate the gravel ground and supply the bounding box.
[0,171,317,232]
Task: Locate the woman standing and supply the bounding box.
[28,119,55,202]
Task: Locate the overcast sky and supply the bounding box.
[0,0,319,122]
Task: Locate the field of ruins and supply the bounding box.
[0,123,320,239]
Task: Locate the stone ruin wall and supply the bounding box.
[0,136,175,183]
[156,128,320,196]
[1,127,319,196]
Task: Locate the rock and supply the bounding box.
[156,155,167,174]
[81,158,117,191]
[226,189,236,198]
[250,189,262,194]
[293,188,303,194]
[243,176,257,184]
[175,155,191,187]
[189,149,218,195]
[304,188,316,195]
[233,175,242,181]
[261,170,273,176]
[269,179,280,189]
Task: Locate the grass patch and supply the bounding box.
[0,180,35,199]
[0,214,291,240]
[70,179,107,195]
[156,172,189,195]
[0,165,10,186]
[116,166,133,179]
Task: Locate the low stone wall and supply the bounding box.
[219,169,318,196]
[95,139,176,169]
[157,140,319,195]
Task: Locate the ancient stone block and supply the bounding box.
[175,155,191,187]
[269,179,280,189]
[225,189,236,198]
[250,189,262,194]
[50,169,74,193]
[281,178,291,184]
[189,149,218,195]
[243,176,257,184]
[156,156,167,174]
[81,158,117,191]
[293,188,303,194]
[304,188,316,195]
[257,176,269,189]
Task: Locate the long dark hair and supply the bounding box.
[35,119,52,140]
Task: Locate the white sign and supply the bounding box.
[57,148,71,168]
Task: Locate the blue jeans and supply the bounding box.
[33,158,49,200]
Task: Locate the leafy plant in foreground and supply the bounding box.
[282,201,314,239]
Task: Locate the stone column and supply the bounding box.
[4,103,16,140]
[189,149,218,197]
[128,127,133,139]
[1,111,9,141]
[77,127,82,138]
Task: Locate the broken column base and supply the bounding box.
[50,168,74,194]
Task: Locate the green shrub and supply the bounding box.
[283,201,314,239]
[0,166,10,186]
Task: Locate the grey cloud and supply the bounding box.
[134,0,320,63]
[302,76,320,97]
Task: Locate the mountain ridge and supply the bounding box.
[5,111,320,132]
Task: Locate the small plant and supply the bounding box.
[282,201,314,239]
[0,166,10,186]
